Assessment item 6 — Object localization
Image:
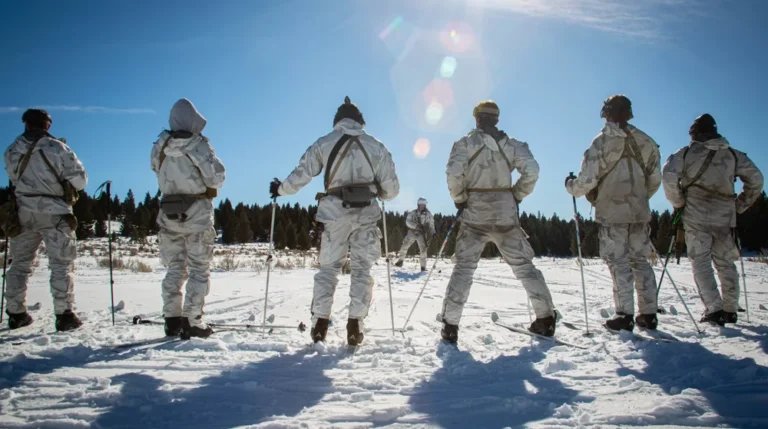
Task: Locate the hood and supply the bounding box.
[12,130,55,154]
[475,128,508,152]
[602,121,635,138]
[692,136,730,150]
[169,98,207,134]
[333,118,364,136]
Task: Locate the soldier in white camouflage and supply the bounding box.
[271,97,399,346]
[395,197,435,272]
[3,109,87,331]
[662,114,763,325]
[151,99,226,339]
[441,100,556,343]
[566,95,662,332]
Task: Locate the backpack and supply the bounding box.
[586,128,651,206]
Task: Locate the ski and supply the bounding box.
[636,328,680,342]
[491,314,588,349]
[602,324,678,343]
[111,336,182,352]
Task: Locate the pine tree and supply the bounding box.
[123,189,136,219]
[274,223,287,249]
[72,191,94,239]
[297,224,311,250]
[286,223,298,249]
[236,210,253,244]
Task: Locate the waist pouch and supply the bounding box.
[161,194,203,220]
[327,185,377,209]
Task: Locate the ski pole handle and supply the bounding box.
[106,181,111,196]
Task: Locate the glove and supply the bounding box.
[564,173,576,188]
[454,201,467,210]
[269,178,282,199]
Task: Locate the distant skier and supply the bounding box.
[662,114,763,325]
[2,109,87,331]
[270,96,399,346]
[394,198,435,272]
[442,100,557,343]
[565,95,662,332]
[151,99,226,339]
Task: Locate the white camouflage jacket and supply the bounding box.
[406,209,435,236]
[662,136,763,229]
[4,131,87,215]
[567,122,661,225]
[151,99,226,233]
[278,119,399,225]
[446,128,538,226]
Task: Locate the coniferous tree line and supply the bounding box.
[1,186,767,257]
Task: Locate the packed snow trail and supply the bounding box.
[1,247,767,428]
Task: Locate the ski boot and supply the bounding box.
[346,318,364,346]
[394,260,404,268]
[311,318,329,343]
[635,313,658,330]
[528,314,556,337]
[7,311,33,330]
[55,310,82,332]
[700,310,726,326]
[723,312,738,324]
[164,316,184,336]
[421,266,427,272]
[605,312,634,332]
[441,320,459,344]
[180,316,213,339]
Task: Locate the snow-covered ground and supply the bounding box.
[1,244,767,428]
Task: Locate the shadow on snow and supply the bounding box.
[407,343,590,428]
[92,349,343,429]
[619,339,768,428]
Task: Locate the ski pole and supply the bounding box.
[94,180,117,326]
[655,209,683,314]
[402,209,462,332]
[262,199,278,334]
[735,235,750,323]
[569,173,590,336]
[650,242,702,334]
[381,202,395,336]
[0,235,8,323]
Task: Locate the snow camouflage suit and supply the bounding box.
[3,131,87,314]
[396,208,436,268]
[567,122,662,315]
[278,118,399,328]
[151,99,226,327]
[443,128,555,324]
[662,136,763,313]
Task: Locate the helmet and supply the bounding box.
[473,100,500,118]
[600,95,633,123]
[21,109,52,129]
[689,113,717,136]
[417,198,427,206]
[333,96,365,126]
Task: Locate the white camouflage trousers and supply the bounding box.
[396,230,427,268]
[159,227,216,325]
[685,225,740,313]
[599,224,658,315]
[312,220,381,327]
[442,223,555,324]
[5,209,77,315]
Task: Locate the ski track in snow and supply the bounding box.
[1,252,767,428]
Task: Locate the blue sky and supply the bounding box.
[1,0,766,218]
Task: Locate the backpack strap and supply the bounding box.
[681,144,737,198]
[624,132,650,178]
[466,135,514,193]
[324,135,352,190]
[157,135,173,169]
[14,137,44,179]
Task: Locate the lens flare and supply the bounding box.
[440,22,475,53]
[422,79,454,107]
[425,102,444,125]
[413,138,431,159]
[440,56,458,78]
[379,16,404,40]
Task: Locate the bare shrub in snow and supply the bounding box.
[99,256,128,270]
[274,258,295,270]
[132,260,153,273]
[215,251,241,271]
